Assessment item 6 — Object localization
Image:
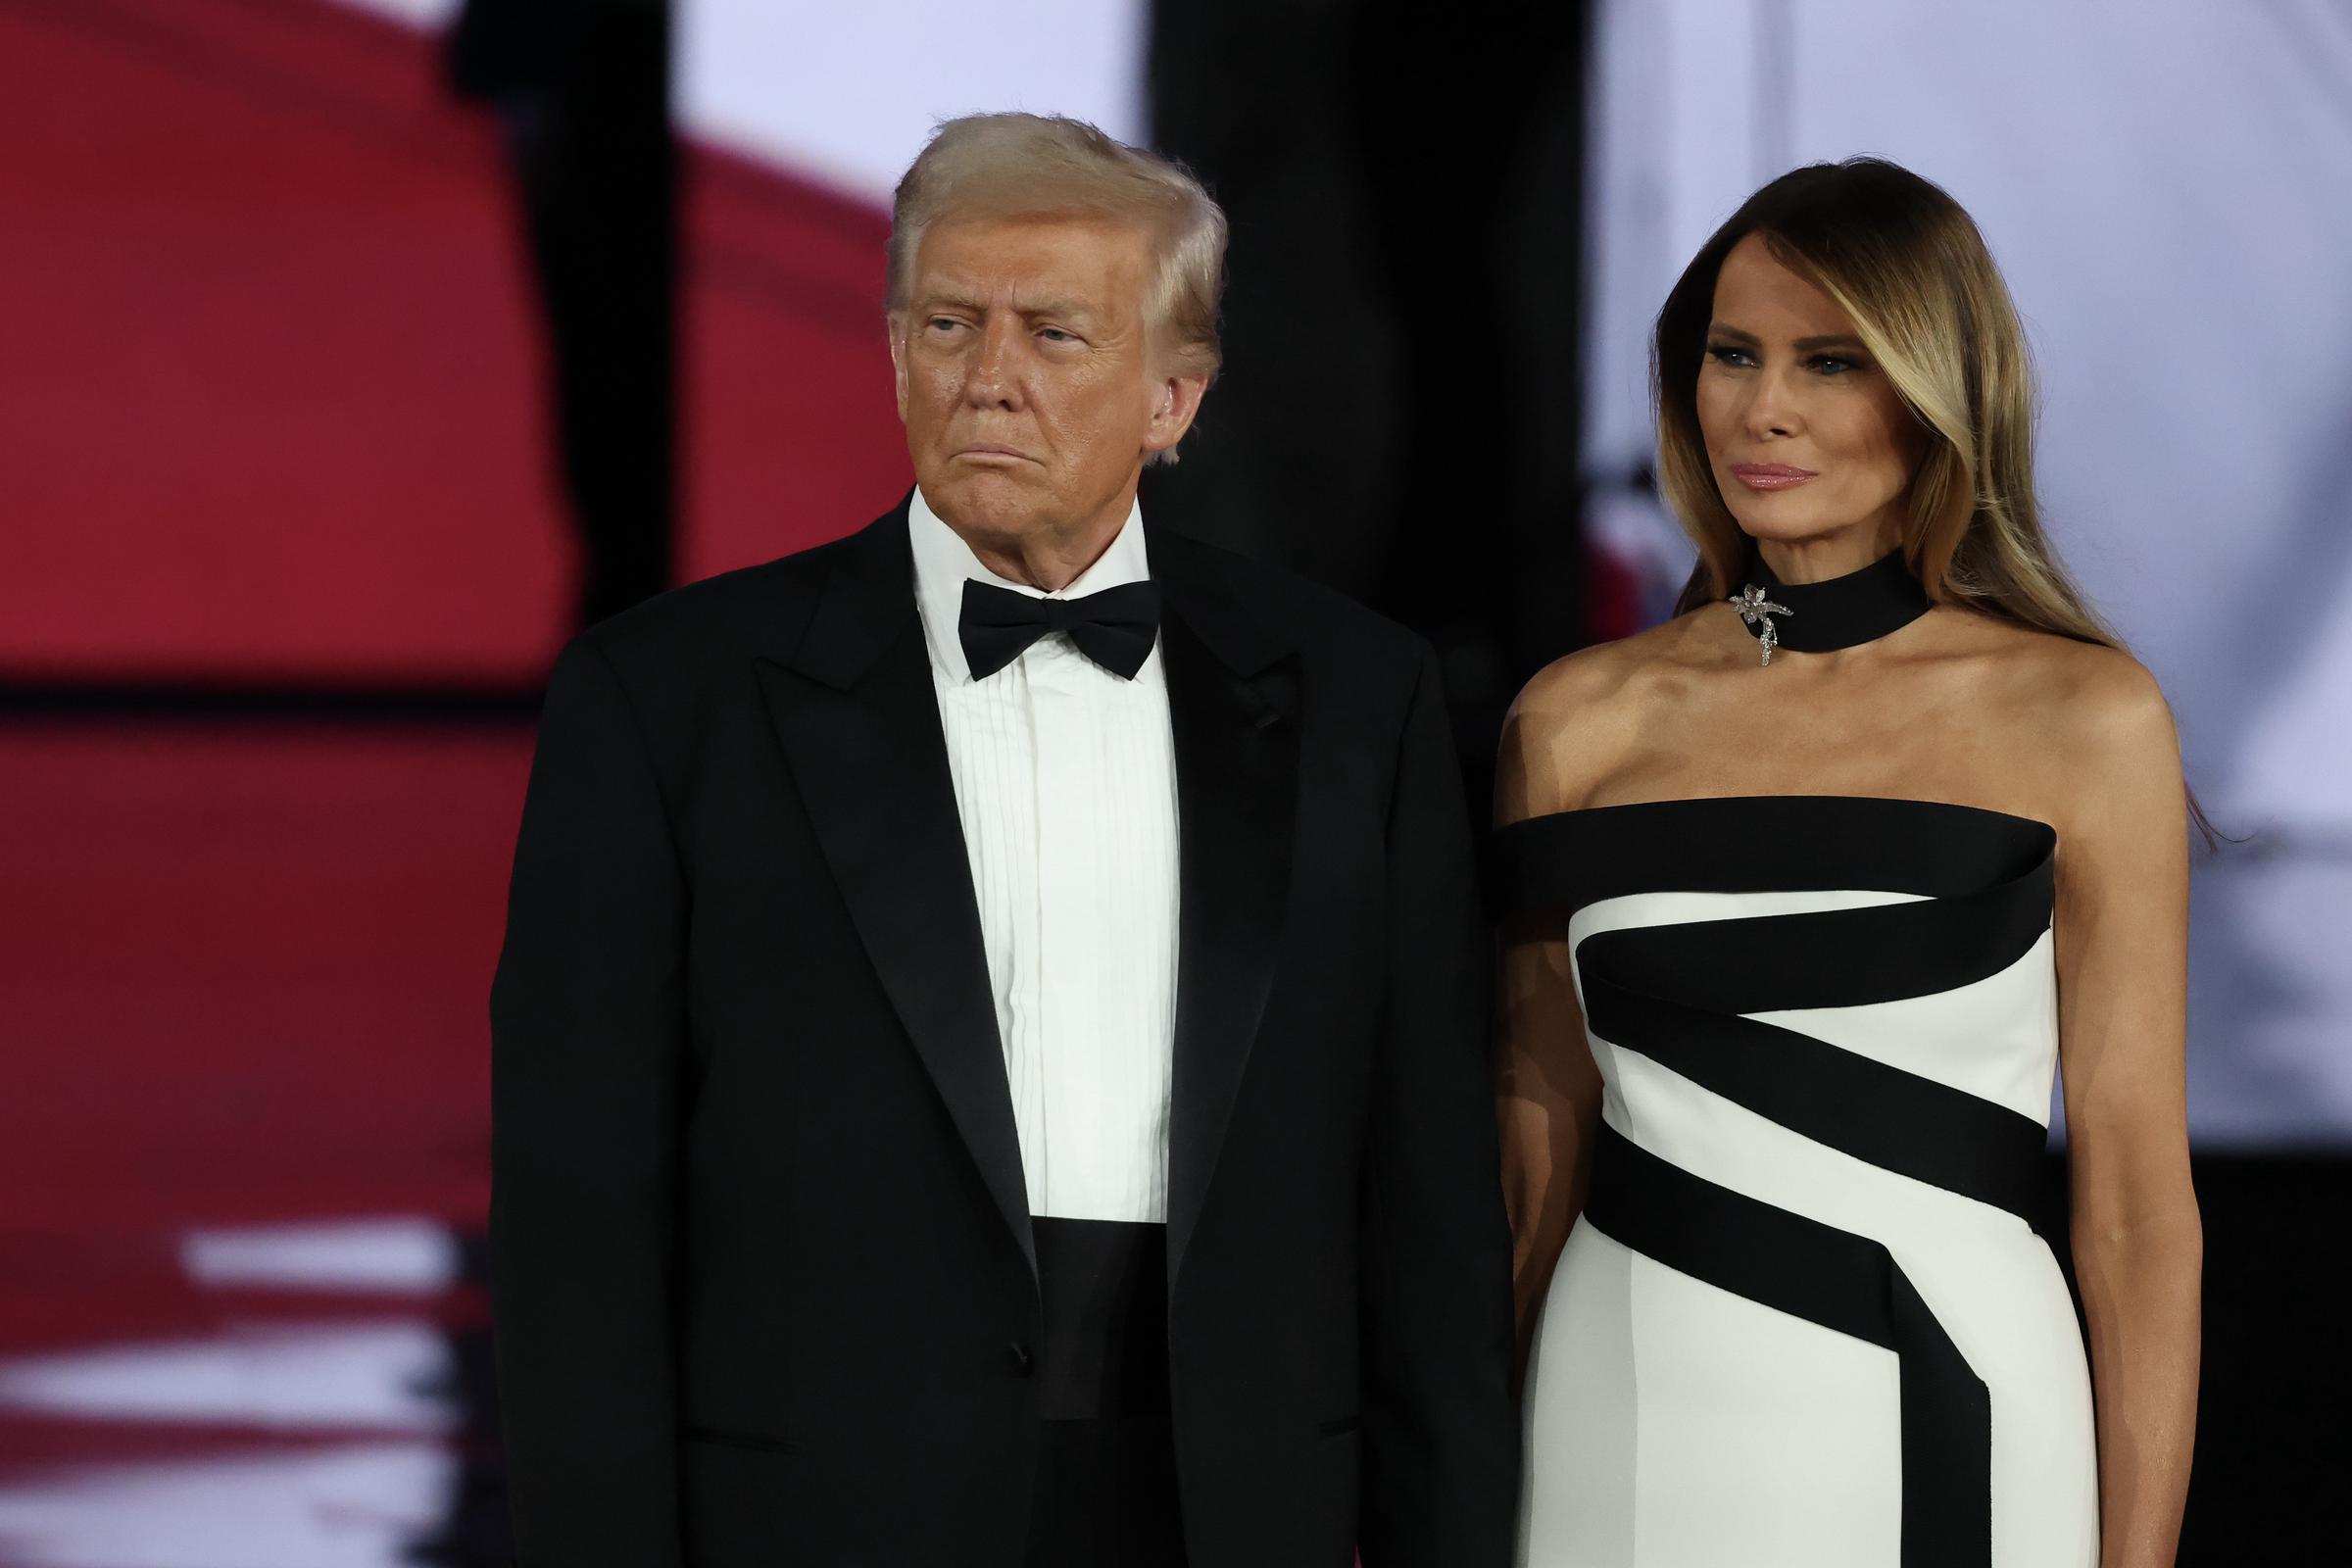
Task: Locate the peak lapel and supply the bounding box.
[1156,548,1301,1286]
[754,509,1035,1281]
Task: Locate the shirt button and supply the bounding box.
[1006,1341,1035,1376]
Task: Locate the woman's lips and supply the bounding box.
[1731,463,1818,491]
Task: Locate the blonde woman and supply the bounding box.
[1496,159,2199,1567]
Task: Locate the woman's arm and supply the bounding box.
[1495,911,1602,1377]
[2053,659,2202,1568]
[1493,670,1614,1379]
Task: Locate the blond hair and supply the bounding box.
[1657,158,2100,628]
[1653,157,2214,839]
[888,113,1226,463]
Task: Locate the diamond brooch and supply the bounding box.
[1730,584,1793,666]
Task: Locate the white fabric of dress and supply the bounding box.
[1502,795,2098,1568]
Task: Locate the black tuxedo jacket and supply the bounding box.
[490,500,1518,1566]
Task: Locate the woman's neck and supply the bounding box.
[1753,514,1904,585]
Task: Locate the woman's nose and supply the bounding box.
[1744,369,1800,439]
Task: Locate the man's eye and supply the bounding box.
[926,318,963,333]
[1039,328,1075,343]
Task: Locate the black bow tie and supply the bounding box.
[957,578,1161,681]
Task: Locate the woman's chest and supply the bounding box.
[1587,668,2065,822]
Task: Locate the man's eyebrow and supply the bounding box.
[909,291,1101,324]
[912,288,985,314]
[1015,298,1102,324]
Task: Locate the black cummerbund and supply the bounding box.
[1032,1217,1171,1422]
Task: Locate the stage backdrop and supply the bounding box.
[1579,0,2352,1149]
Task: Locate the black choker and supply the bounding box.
[1728,548,1931,666]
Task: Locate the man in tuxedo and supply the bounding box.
[490,113,1516,1567]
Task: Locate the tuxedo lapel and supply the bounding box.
[754,508,1035,1281]
[1155,534,1301,1286]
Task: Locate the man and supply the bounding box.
[491,113,1516,1567]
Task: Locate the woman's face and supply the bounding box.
[1695,232,1922,554]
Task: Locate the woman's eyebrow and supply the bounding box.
[1707,322,1866,352]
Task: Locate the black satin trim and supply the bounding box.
[1582,854,2052,1016]
[1493,795,2055,917]
[1587,990,2046,1224]
[1750,546,1933,653]
[1586,1124,1990,1566]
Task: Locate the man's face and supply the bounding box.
[892,212,1200,550]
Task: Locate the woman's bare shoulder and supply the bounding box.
[1934,612,2183,832]
[1515,611,1721,716]
[1950,612,2176,750]
[1497,612,1716,821]
[2036,639,2181,791]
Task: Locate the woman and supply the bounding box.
[1496,159,2201,1567]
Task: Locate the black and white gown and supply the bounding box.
[1501,794,2097,1567]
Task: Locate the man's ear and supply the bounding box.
[887,317,910,423]
[1141,369,1210,460]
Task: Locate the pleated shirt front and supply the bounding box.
[906,486,1181,1224]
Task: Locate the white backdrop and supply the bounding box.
[1584,0,2352,1147]
[338,0,1148,205]
[676,0,1147,203]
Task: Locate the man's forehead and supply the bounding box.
[912,213,1150,297]
[912,277,1108,318]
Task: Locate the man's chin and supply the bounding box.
[923,467,1054,535]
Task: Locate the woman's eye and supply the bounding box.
[1810,355,1858,375]
[1704,344,1754,368]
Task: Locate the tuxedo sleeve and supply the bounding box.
[490,636,687,1567]
[1357,644,1522,1566]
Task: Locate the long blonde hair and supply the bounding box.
[1653,158,2213,840]
[1658,158,2103,641]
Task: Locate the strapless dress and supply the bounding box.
[1499,795,2096,1568]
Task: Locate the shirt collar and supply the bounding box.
[907,483,1152,683]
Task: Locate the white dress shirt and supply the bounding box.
[907,486,1182,1224]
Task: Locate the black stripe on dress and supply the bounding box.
[1491,794,2054,917]
[1585,988,2047,1224]
[1587,1123,1989,1568]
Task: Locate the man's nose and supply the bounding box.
[962,317,1025,410]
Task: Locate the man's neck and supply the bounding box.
[936,488,1140,594]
